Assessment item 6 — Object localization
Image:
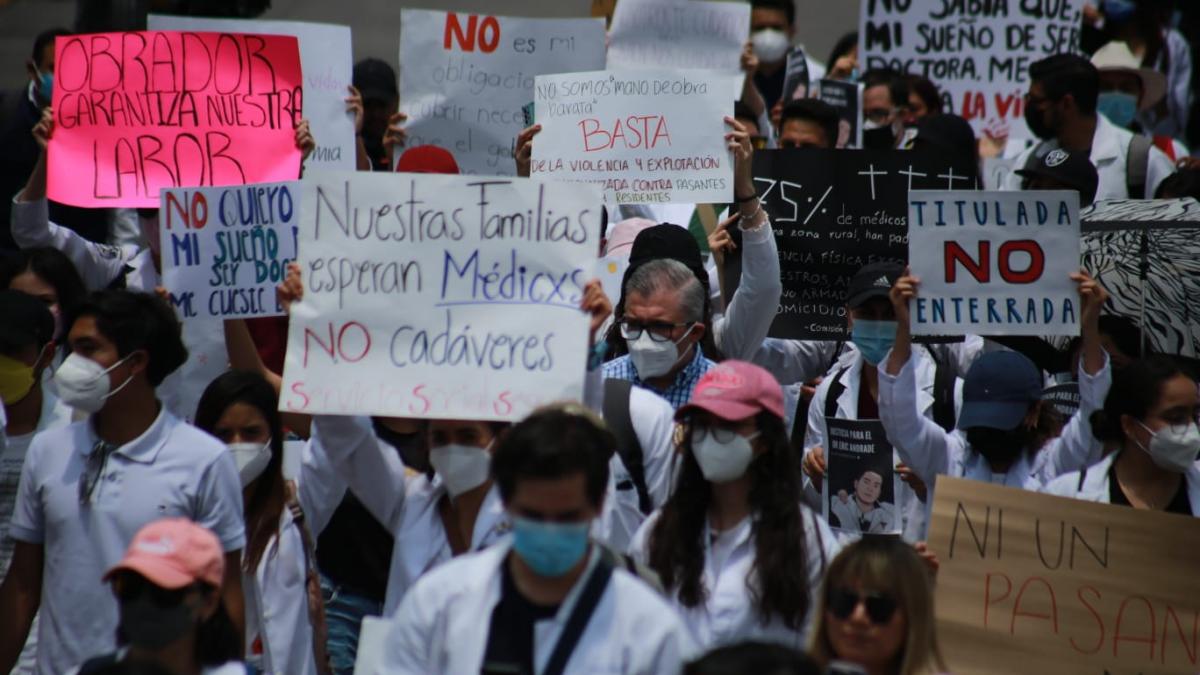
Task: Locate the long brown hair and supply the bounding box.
[195,370,287,572]
[647,411,811,629]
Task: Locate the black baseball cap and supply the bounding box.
[846,261,903,309]
[1015,148,1100,206]
[353,58,398,104]
[0,290,54,353]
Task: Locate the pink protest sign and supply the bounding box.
[48,31,303,208]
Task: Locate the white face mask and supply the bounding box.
[55,352,134,413]
[691,428,759,483]
[751,28,790,63]
[1135,420,1200,473]
[430,443,492,497]
[628,325,693,379]
[229,440,272,487]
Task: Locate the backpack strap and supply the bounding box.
[541,555,615,675]
[824,367,850,420]
[77,653,121,674]
[603,378,652,515]
[928,349,958,432]
[286,490,333,675]
[1126,133,1153,199]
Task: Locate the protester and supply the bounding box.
[1045,355,1198,514]
[0,246,87,345]
[861,69,911,150]
[630,360,839,650]
[1155,166,1200,198]
[879,270,1113,501]
[378,405,698,674]
[778,99,839,149]
[0,291,70,674]
[906,113,982,189]
[825,32,859,82]
[809,536,948,675]
[0,290,246,675]
[1013,147,1101,207]
[749,0,798,110]
[352,58,400,171]
[1091,40,1189,160]
[684,642,822,675]
[70,518,245,675]
[194,371,332,675]
[1006,54,1174,199]
[904,75,943,124]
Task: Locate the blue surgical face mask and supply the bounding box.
[850,319,898,366]
[511,516,590,577]
[1104,0,1137,23]
[1097,91,1138,128]
[34,68,52,104]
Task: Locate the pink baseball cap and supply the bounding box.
[104,518,224,589]
[604,217,658,258]
[395,145,460,174]
[676,360,785,422]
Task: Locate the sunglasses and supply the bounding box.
[827,587,897,624]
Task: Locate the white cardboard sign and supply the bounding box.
[607,0,750,74]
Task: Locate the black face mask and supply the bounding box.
[966,427,1029,468]
[118,591,196,650]
[372,419,429,474]
[862,124,896,150]
[1024,101,1055,140]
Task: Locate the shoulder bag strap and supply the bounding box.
[541,555,615,675]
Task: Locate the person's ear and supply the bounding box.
[34,341,56,372]
[846,309,855,332]
[1022,401,1042,430]
[124,349,151,379]
[26,59,37,81]
[1118,413,1143,443]
[689,322,706,344]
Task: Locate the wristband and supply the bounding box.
[735,192,758,203]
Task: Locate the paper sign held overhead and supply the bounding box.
[399,10,606,176]
[532,69,735,205]
[907,190,1080,336]
[48,31,303,208]
[148,15,355,171]
[280,171,600,421]
[606,0,750,73]
[927,477,1200,675]
[159,181,299,322]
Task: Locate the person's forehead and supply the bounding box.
[68,315,104,341]
[217,401,267,426]
[1098,71,1142,90]
[750,7,788,27]
[1156,375,1199,410]
[781,118,822,138]
[625,287,685,321]
[431,419,487,434]
[509,473,590,508]
[860,471,882,482]
[863,85,892,106]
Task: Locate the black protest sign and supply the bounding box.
[825,417,901,536]
[817,79,863,148]
[741,148,978,340]
[1042,382,1080,419]
[780,46,811,104]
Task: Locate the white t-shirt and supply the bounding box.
[9,407,246,675]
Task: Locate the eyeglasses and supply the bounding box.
[863,108,897,125]
[827,587,898,624]
[114,573,196,607]
[79,440,115,505]
[691,425,749,444]
[618,320,693,343]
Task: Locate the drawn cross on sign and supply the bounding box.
[858,164,887,200]
[898,165,928,192]
[937,166,971,189]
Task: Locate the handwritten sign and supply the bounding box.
[928,477,1200,675]
[532,69,735,204]
[159,181,298,321]
[908,190,1080,336]
[606,0,750,73]
[279,172,600,421]
[740,149,978,340]
[859,0,1082,138]
[399,10,606,176]
[48,31,302,208]
[824,418,902,537]
[148,15,354,171]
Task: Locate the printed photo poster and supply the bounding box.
[927,477,1200,675]
[279,171,601,421]
[780,46,811,103]
[158,181,299,322]
[816,79,864,148]
[908,190,1081,337]
[49,31,302,208]
[743,148,979,340]
[1042,382,1080,419]
[399,10,606,176]
[606,0,750,74]
[823,418,902,537]
[858,0,1082,139]
[148,14,355,171]
[532,69,736,204]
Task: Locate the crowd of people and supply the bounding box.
[0,1,1197,674]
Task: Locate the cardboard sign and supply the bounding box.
[279,172,600,421]
[743,148,979,340]
[49,31,302,208]
[1080,199,1200,358]
[148,15,354,171]
[159,181,299,321]
[606,0,750,73]
[927,477,1200,675]
[859,0,1082,138]
[532,69,735,204]
[398,10,606,176]
[824,417,902,537]
[1042,382,1080,419]
[908,190,1080,336]
[816,79,864,149]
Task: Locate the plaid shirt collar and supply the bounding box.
[603,346,715,410]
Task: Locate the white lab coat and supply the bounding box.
[310,415,510,616]
[1042,452,1200,514]
[375,540,699,675]
[627,505,839,651]
[1138,29,1193,141]
[710,218,783,360]
[877,350,1111,499]
[243,441,346,675]
[804,350,961,542]
[1004,114,1175,200]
